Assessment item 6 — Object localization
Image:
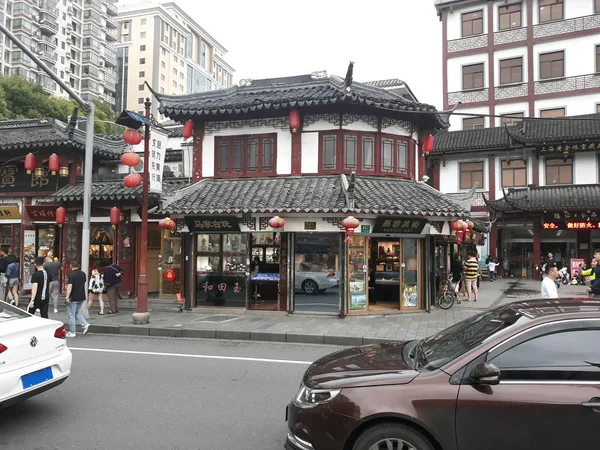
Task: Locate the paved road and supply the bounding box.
[0,336,343,450]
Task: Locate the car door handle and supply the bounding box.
[582,398,600,410]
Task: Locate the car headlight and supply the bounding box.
[293,384,341,408]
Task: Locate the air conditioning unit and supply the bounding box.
[34,31,40,37]
[66,54,71,59]
[99,61,104,66]
[66,31,71,35]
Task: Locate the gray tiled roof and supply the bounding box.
[163,175,467,217]
[0,118,125,159]
[155,73,445,129]
[486,184,600,213]
[363,79,407,89]
[433,126,517,154]
[509,114,600,145]
[49,177,189,203]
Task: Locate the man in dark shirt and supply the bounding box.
[588,249,600,297]
[28,257,50,319]
[65,261,89,337]
[44,256,62,314]
[103,262,123,314]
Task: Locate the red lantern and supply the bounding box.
[423,135,434,155]
[289,109,300,133]
[48,153,60,174]
[456,229,464,244]
[164,269,176,282]
[123,129,143,145]
[121,152,141,167]
[341,216,360,242]
[169,219,176,230]
[466,220,475,230]
[159,217,174,229]
[25,153,35,174]
[109,207,120,228]
[123,172,142,188]
[451,220,463,231]
[465,230,471,242]
[182,120,194,139]
[268,216,285,229]
[55,207,66,227]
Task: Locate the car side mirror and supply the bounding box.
[470,362,501,385]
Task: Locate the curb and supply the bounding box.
[84,323,401,346]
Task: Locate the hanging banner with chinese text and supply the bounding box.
[0,205,21,220]
[149,129,168,194]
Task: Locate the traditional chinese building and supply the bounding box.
[432,112,600,278]
[153,66,475,315]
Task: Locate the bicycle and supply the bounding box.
[436,276,462,310]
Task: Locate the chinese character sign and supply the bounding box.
[149,129,169,194]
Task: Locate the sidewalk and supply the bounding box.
[50,278,588,345]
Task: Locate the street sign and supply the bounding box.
[360,225,370,233]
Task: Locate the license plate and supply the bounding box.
[21,367,53,389]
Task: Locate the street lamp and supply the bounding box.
[117,99,154,325]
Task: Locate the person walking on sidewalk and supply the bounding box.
[65,261,89,337]
[88,261,105,315]
[103,262,123,314]
[44,256,61,314]
[488,258,497,282]
[27,257,50,318]
[5,258,19,307]
[541,264,559,299]
[587,249,600,297]
[463,252,479,302]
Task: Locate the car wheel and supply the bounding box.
[302,280,318,295]
[352,423,435,450]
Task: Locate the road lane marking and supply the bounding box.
[69,347,313,365]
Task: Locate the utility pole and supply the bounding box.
[0,23,95,277]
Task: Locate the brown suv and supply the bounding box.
[285,299,600,450]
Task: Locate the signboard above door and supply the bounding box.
[372,217,427,234]
[185,216,241,233]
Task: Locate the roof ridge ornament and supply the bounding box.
[310,70,327,80]
[343,61,354,93]
[239,78,253,87]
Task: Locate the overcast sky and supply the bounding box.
[176,0,443,107]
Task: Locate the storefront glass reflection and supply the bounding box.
[294,233,340,313]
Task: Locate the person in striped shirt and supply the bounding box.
[463,253,480,302]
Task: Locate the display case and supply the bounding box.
[196,234,221,272]
[37,226,57,258]
[251,233,279,264]
[348,236,368,311]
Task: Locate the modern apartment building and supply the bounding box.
[1,0,118,106]
[435,0,600,130]
[115,0,234,119]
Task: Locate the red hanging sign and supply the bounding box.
[163,269,176,282]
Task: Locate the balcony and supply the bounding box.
[534,73,600,95]
[105,15,117,29]
[495,82,528,100]
[105,27,117,41]
[40,35,57,48]
[37,49,57,64]
[447,88,489,106]
[533,13,600,39]
[83,0,103,14]
[447,34,487,54]
[38,17,58,34]
[105,1,117,16]
[493,27,527,46]
[39,1,59,18]
[38,75,56,94]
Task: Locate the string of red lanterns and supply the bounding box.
[25,152,67,177]
[451,219,475,245]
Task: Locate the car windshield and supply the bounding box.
[416,306,529,371]
[0,300,29,322]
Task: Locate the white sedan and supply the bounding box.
[0,300,72,409]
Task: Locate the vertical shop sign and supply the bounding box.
[23,230,36,290]
[149,129,168,194]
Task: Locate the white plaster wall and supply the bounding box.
[301,132,319,174]
[533,36,599,80]
[447,53,488,93]
[203,136,215,177]
[535,93,600,116]
[380,122,413,137]
[493,47,529,86]
[446,4,488,40]
[303,118,379,133]
[494,101,530,126]
[574,152,598,184]
[448,106,491,130]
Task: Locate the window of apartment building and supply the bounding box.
[140,45,146,51]
[161,61,166,68]
[499,3,522,30]
[462,10,484,36]
[499,57,523,84]
[215,135,277,177]
[596,45,600,73]
[162,49,166,56]
[141,18,147,25]
[539,51,564,79]
[138,84,144,91]
[139,58,145,64]
[138,98,144,104]
[463,63,484,89]
[500,112,524,126]
[173,81,177,88]
[596,0,600,13]
[501,160,527,187]
[540,107,565,118]
[140,32,146,39]
[539,0,563,23]
[546,157,572,185]
[161,74,165,81]
[319,132,411,176]
[463,116,485,129]
[597,104,600,113]
[173,68,177,75]
[201,42,207,68]
[139,71,145,77]
[460,162,485,189]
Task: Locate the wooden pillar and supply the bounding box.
[291,132,302,175]
[533,219,541,280]
[278,232,289,311]
[489,225,498,259]
[191,122,205,183]
[432,162,440,190]
[488,156,496,200]
[532,155,540,186]
[579,230,591,262]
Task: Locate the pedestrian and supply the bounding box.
[463,252,479,302]
[27,257,50,318]
[488,258,497,282]
[5,257,19,307]
[88,261,105,315]
[44,256,62,314]
[0,248,17,302]
[587,249,600,297]
[541,264,559,298]
[103,262,123,314]
[546,252,556,267]
[65,261,89,337]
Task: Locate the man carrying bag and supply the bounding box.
[103,262,124,314]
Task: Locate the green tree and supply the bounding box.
[0,75,121,135]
